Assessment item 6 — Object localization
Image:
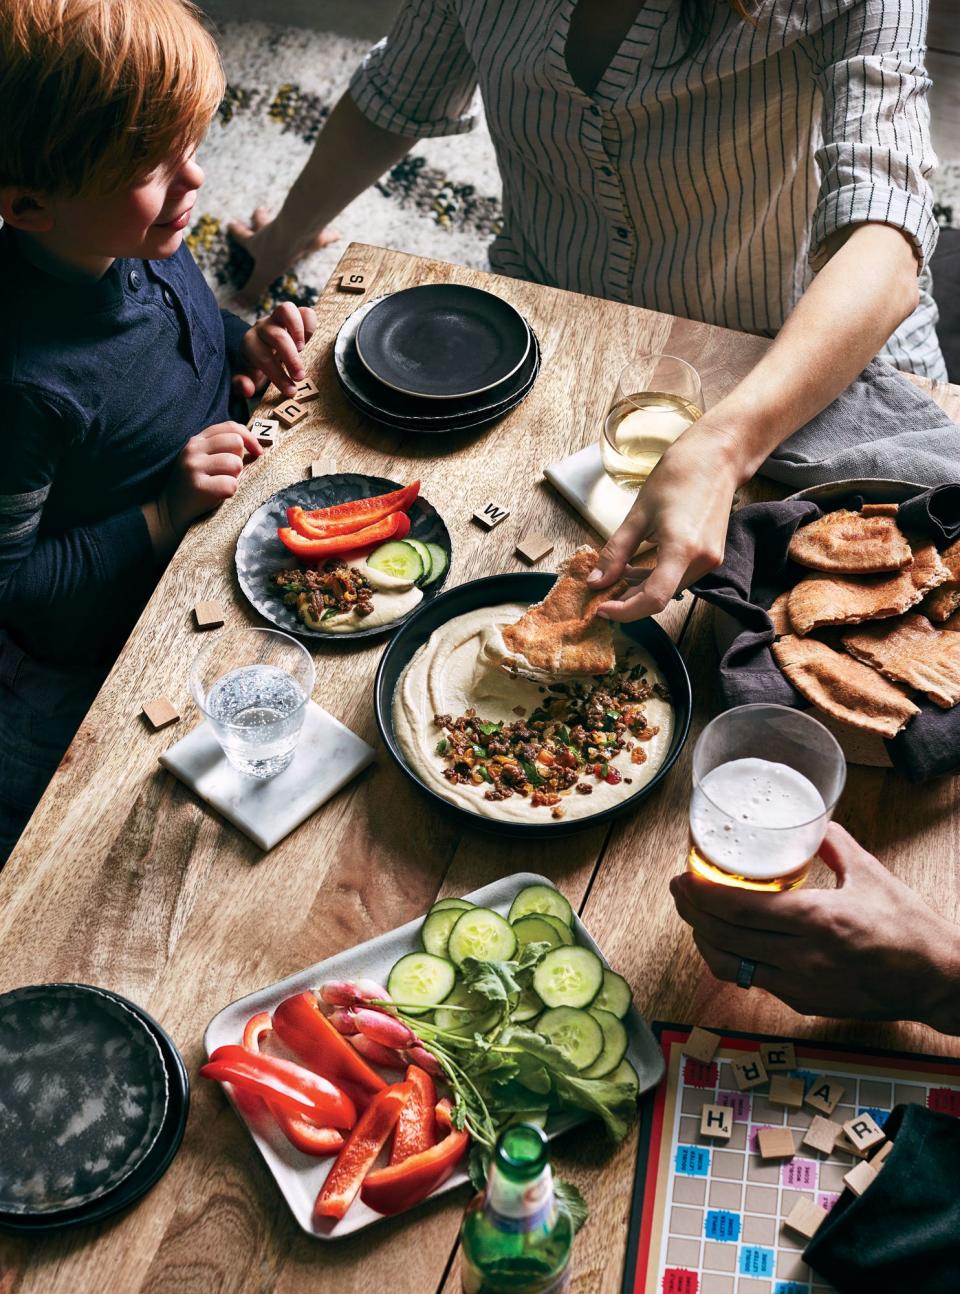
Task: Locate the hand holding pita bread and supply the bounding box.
[670,823,960,1034]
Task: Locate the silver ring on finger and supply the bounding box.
[736,957,758,990]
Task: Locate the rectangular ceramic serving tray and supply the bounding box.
[203,872,665,1238]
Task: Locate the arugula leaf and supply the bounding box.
[554,1179,589,1234]
[551,1071,638,1143]
[459,956,523,1004]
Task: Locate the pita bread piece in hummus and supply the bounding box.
[787,539,950,635]
[920,538,960,623]
[842,612,960,709]
[772,635,920,738]
[787,509,913,574]
[500,546,627,676]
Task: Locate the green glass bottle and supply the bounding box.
[460,1124,574,1293]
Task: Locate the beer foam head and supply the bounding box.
[690,757,827,880]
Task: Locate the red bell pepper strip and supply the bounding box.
[314,1080,415,1221]
[303,481,420,529]
[242,1010,273,1051]
[360,1099,469,1216]
[388,1064,437,1166]
[277,511,410,562]
[200,1045,356,1129]
[240,1012,345,1157]
[273,992,387,1095]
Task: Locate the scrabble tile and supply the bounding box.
[684,1027,721,1065]
[249,417,279,447]
[293,378,320,402]
[193,601,224,630]
[142,698,179,731]
[842,1113,885,1154]
[731,1056,768,1091]
[757,1127,795,1161]
[804,1077,845,1117]
[472,501,510,530]
[782,1196,828,1240]
[700,1104,733,1140]
[768,1076,805,1109]
[870,1139,894,1171]
[310,458,337,478]
[338,272,367,294]
[802,1116,843,1156]
[759,1042,796,1072]
[274,399,308,429]
[843,1158,878,1197]
[833,1132,868,1159]
[515,533,555,565]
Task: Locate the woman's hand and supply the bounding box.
[227,206,340,301]
[586,426,740,620]
[670,823,960,1033]
[234,301,318,400]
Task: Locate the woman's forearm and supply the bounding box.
[690,222,922,480]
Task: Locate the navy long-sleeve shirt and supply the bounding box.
[0,226,250,668]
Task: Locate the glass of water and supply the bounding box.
[189,627,315,779]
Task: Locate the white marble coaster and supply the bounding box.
[159,701,375,851]
[543,443,639,540]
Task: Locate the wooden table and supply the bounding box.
[2,244,959,1293]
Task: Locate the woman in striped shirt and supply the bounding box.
[232,0,944,619]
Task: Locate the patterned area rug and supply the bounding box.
[192,20,960,321]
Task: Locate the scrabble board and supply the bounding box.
[622,1023,960,1294]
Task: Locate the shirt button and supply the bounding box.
[162,287,175,307]
[127,270,141,290]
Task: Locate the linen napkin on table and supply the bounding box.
[690,484,960,782]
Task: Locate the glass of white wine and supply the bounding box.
[601,354,703,487]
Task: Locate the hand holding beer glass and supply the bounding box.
[688,705,846,892]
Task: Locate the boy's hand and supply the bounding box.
[234,302,318,399]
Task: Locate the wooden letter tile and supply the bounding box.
[700,1104,733,1140]
[684,1026,721,1065]
[870,1138,894,1171]
[833,1131,868,1159]
[193,601,224,630]
[310,458,337,479]
[783,1197,828,1240]
[142,698,179,731]
[759,1042,796,1072]
[757,1126,795,1161]
[804,1077,845,1117]
[515,534,555,565]
[843,1158,878,1197]
[731,1056,768,1091]
[274,399,308,429]
[249,417,279,449]
[472,501,510,530]
[338,272,367,294]
[802,1115,843,1156]
[293,378,320,402]
[842,1112,886,1154]
[768,1075,805,1109]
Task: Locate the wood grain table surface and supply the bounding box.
[2,244,959,1294]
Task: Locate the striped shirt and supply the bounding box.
[350,0,946,379]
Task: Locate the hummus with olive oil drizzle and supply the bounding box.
[393,603,674,823]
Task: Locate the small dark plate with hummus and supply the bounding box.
[236,474,453,641]
[374,572,692,837]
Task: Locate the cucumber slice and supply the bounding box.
[581,1008,629,1078]
[537,1007,604,1071]
[447,907,517,966]
[508,884,574,929]
[404,538,434,585]
[367,540,423,583]
[422,541,449,586]
[433,982,498,1036]
[421,906,464,958]
[532,946,603,1009]
[537,914,575,946]
[386,951,456,1015]
[608,1059,640,1099]
[430,898,475,913]
[593,969,633,1020]
[512,986,544,1024]
[511,914,567,952]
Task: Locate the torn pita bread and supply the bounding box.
[860,502,900,517]
[920,538,960,623]
[499,546,627,677]
[787,509,912,574]
[787,539,950,635]
[772,635,920,738]
[842,613,960,709]
[767,591,793,637]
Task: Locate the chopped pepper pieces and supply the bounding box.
[360,1100,469,1216]
[388,1064,437,1166]
[273,992,387,1095]
[277,511,410,562]
[240,1012,344,1157]
[314,1080,415,1221]
[200,1044,356,1129]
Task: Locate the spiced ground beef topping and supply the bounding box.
[276,562,375,619]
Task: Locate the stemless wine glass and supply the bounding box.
[687,704,847,892]
[600,354,703,488]
[189,627,315,779]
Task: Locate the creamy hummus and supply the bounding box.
[301,561,422,633]
[393,603,674,823]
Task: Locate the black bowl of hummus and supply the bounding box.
[374,572,692,837]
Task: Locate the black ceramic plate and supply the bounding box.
[355,284,531,399]
[0,988,189,1234]
[236,475,452,642]
[335,298,540,426]
[374,573,692,839]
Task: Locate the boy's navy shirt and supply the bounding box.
[0,226,249,671]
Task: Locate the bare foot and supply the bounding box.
[226,207,341,299]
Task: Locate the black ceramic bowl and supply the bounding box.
[374,573,692,839]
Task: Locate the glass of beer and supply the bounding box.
[600,354,703,487]
[688,704,846,892]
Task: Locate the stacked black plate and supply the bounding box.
[0,983,189,1234]
[334,284,540,433]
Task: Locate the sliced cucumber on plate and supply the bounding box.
[367,540,424,583]
[532,946,603,1009]
[592,968,633,1020]
[511,913,568,952]
[421,906,466,958]
[403,538,434,584]
[508,884,574,929]
[430,897,475,913]
[581,1008,628,1078]
[537,1006,604,1071]
[422,541,449,586]
[386,951,456,1014]
[448,907,517,967]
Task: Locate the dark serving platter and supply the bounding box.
[236,474,452,643]
[374,572,692,839]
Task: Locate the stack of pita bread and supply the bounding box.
[769,505,960,738]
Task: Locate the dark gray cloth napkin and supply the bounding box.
[690,485,960,782]
[761,357,960,487]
